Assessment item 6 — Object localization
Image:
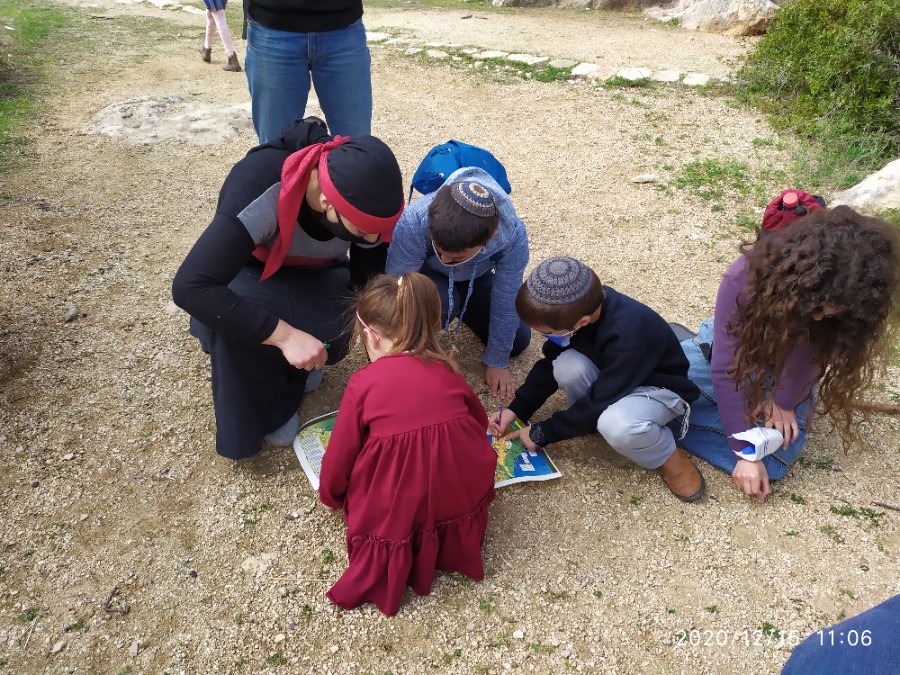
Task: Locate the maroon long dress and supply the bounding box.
[319,353,497,616]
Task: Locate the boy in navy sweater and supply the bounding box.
[491,257,705,501]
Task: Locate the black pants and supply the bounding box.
[191,263,353,459]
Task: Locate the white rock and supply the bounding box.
[631,174,658,184]
[63,453,75,461]
[476,50,508,59]
[330,644,339,654]
[647,0,779,37]
[461,48,479,55]
[831,158,900,212]
[616,68,652,81]
[274,634,285,643]
[549,58,577,69]
[404,47,422,56]
[239,553,276,577]
[513,629,525,639]
[683,72,711,86]
[365,32,390,43]
[50,640,66,655]
[129,640,140,656]
[65,307,79,322]
[652,69,682,82]
[571,63,601,78]
[426,49,450,59]
[507,54,549,66]
[561,646,573,658]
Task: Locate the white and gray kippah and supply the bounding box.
[450,181,497,217]
[526,257,593,305]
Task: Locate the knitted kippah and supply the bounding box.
[450,181,497,217]
[526,257,593,305]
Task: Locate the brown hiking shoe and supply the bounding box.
[198,46,211,63]
[657,447,705,502]
[223,53,242,72]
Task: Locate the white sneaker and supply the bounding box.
[305,369,325,393]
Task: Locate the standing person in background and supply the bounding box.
[198,0,242,72]
[244,0,372,143]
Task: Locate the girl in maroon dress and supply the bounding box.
[319,272,497,616]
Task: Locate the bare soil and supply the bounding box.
[0,2,897,674]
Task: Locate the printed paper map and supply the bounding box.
[293,411,561,491]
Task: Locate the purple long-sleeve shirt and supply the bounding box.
[712,255,821,452]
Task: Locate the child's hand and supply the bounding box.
[754,399,799,449]
[731,459,770,500]
[485,367,515,399]
[502,424,538,451]
[489,407,518,437]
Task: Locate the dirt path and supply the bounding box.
[0,2,897,674]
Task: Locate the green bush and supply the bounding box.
[736,0,900,162]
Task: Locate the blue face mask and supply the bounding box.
[542,330,575,347]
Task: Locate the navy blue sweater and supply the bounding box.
[507,287,700,445]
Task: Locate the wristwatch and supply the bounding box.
[528,422,547,447]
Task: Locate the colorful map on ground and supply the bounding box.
[293,412,562,491]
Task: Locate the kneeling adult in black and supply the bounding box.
[173,119,404,459]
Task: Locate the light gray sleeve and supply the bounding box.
[236,182,281,246]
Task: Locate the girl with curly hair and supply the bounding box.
[678,205,900,500]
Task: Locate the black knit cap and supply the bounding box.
[526,257,594,305]
[325,136,404,219]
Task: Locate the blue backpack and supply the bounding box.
[409,140,512,203]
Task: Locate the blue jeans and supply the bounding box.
[675,318,810,479]
[245,18,372,143]
[781,593,900,675]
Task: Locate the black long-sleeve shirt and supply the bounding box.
[507,287,700,445]
[172,120,386,345]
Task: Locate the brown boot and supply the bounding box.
[657,447,705,502]
[223,53,242,72]
[198,46,211,63]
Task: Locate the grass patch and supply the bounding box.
[605,75,651,88]
[830,505,885,528]
[16,607,38,624]
[0,0,68,168]
[264,653,286,666]
[758,621,781,639]
[819,525,845,544]
[674,158,753,201]
[789,493,806,505]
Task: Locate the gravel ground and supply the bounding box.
[1,2,898,674]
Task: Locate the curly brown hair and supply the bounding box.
[730,205,900,448]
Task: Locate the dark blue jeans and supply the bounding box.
[782,593,900,675]
[675,318,810,479]
[245,18,372,143]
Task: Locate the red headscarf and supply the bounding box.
[262,136,404,280]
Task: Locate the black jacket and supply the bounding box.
[508,287,700,445]
[171,120,385,346]
[248,0,362,33]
